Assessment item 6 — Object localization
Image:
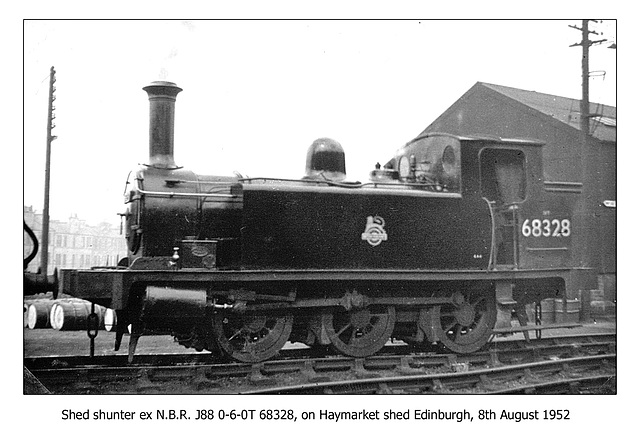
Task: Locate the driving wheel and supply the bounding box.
[213,312,293,363]
[321,305,395,357]
[435,291,496,354]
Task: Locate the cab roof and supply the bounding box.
[410,132,545,147]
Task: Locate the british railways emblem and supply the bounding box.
[361,216,388,247]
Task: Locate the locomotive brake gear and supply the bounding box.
[307,314,331,346]
[416,307,440,343]
[338,290,370,311]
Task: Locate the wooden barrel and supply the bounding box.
[49,302,62,330]
[50,301,92,331]
[103,309,130,333]
[540,298,555,323]
[555,298,580,323]
[27,301,54,329]
[104,308,117,332]
[23,302,32,328]
[50,300,107,330]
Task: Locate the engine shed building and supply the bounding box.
[421,82,616,303]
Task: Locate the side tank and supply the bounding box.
[240,135,493,270]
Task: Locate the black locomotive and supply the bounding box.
[55,81,596,362]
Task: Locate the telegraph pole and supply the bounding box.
[40,66,57,275]
[580,21,591,135]
[569,21,606,269]
[570,21,606,135]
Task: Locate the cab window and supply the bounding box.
[480,148,526,204]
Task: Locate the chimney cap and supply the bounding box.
[144,80,181,88]
[143,81,183,97]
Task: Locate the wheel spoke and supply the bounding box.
[213,312,293,363]
[228,328,245,342]
[436,291,497,354]
[335,322,353,338]
[444,321,457,332]
[322,306,396,358]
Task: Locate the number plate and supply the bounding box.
[521,218,571,237]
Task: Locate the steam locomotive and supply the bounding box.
[52,81,595,362]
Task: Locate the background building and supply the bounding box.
[23,206,127,275]
[420,82,616,302]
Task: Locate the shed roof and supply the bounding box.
[479,82,616,143]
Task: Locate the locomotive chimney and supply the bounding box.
[143,81,183,168]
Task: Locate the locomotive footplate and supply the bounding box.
[60,266,591,309]
[59,266,595,360]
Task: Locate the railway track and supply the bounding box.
[243,354,615,395]
[25,333,615,394]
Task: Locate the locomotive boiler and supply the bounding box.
[57,81,597,363]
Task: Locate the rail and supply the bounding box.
[25,333,615,394]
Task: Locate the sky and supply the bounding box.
[23,19,617,225]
